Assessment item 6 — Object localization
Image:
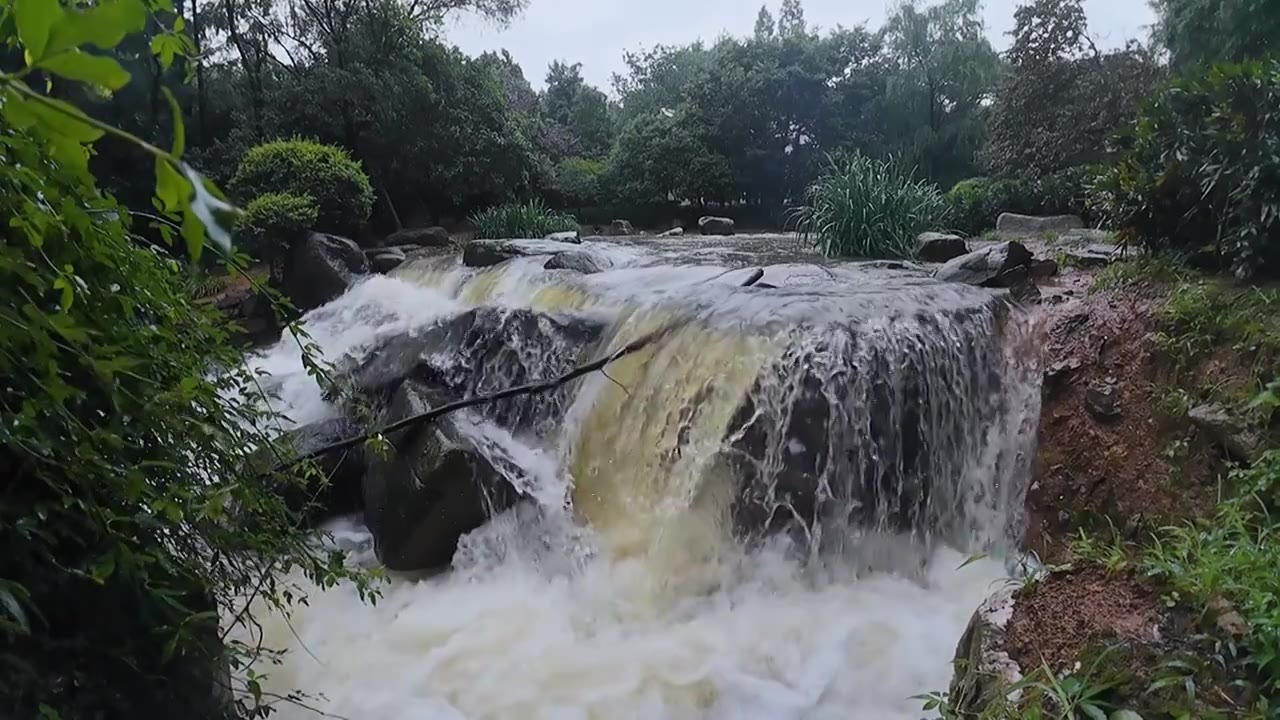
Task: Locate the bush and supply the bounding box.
[0,125,372,716]
[236,192,318,263]
[790,153,948,259]
[230,139,373,239]
[552,157,607,208]
[470,199,580,239]
[945,168,1095,236]
[1091,59,1280,278]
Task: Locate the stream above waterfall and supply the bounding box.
[241,234,1041,720]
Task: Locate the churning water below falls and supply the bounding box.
[239,235,1041,720]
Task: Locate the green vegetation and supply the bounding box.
[470,199,580,240]
[946,170,1093,236]
[552,157,608,208]
[1154,0,1280,70]
[1089,256,1189,293]
[1146,452,1280,696]
[790,153,948,259]
[1156,281,1280,399]
[0,3,376,717]
[237,192,318,267]
[230,140,374,239]
[1092,58,1280,278]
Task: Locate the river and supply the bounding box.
[239,234,1039,720]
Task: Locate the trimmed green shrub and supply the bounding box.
[790,153,948,259]
[236,192,318,264]
[553,157,607,208]
[945,168,1095,236]
[470,199,579,239]
[1091,59,1280,278]
[230,139,373,238]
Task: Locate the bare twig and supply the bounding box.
[271,322,684,471]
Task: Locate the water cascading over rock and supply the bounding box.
[348,244,1041,573]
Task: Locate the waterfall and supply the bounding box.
[238,236,1040,719]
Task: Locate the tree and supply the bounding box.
[755,5,777,39]
[881,0,1001,186]
[778,0,807,38]
[985,0,1162,176]
[541,61,615,160]
[1153,0,1280,69]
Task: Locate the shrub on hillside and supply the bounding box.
[237,192,318,276]
[945,168,1095,236]
[790,153,947,259]
[470,199,579,240]
[553,157,607,208]
[1091,59,1280,278]
[230,139,373,239]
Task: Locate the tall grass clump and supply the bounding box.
[470,199,580,240]
[790,153,948,259]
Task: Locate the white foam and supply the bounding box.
[246,523,1004,720]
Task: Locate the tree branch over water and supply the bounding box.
[273,268,766,471]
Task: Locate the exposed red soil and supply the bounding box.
[1023,272,1219,562]
[1006,566,1163,673]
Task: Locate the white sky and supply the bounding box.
[446,0,1157,92]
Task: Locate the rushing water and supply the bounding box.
[240,236,1040,720]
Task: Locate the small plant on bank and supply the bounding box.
[791,153,948,259]
[1145,450,1280,698]
[470,198,580,239]
[231,139,374,239]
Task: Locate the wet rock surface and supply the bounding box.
[935,241,1033,286]
[995,213,1084,236]
[386,226,451,248]
[284,232,370,311]
[915,232,969,262]
[698,216,736,235]
[362,381,524,572]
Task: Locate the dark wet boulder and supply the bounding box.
[462,240,524,267]
[462,239,582,268]
[915,232,969,262]
[250,417,366,524]
[1029,258,1059,279]
[608,219,635,236]
[935,241,1033,287]
[363,381,524,571]
[338,307,604,434]
[1189,403,1261,463]
[284,232,369,311]
[718,301,1014,553]
[367,247,407,273]
[698,216,735,236]
[385,226,450,248]
[545,249,611,274]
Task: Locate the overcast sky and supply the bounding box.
[446,0,1156,92]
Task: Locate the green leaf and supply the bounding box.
[1081,704,1108,720]
[52,275,73,311]
[181,207,205,263]
[2,93,104,144]
[154,156,187,212]
[0,586,29,634]
[150,32,181,70]
[39,50,131,90]
[91,553,116,583]
[15,0,63,61]
[1111,711,1145,720]
[161,86,185,157]
[46,0,145,54]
